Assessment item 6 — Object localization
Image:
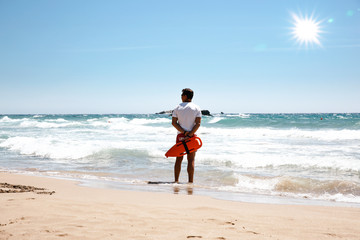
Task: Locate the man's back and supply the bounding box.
[173,102,201,132]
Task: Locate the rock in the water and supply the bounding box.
[155,110,173,114]
[201,110,211,116]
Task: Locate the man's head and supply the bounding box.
[181,88,194,102]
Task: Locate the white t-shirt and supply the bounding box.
[172,102,202,132]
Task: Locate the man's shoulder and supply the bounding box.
[190,102,201,111]
[176,102,201,111]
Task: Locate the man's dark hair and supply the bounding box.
[182,88,194,100]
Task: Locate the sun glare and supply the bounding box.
[291,12,323,48]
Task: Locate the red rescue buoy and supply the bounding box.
[165,137,202,158]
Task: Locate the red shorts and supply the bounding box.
[176,133,197,143]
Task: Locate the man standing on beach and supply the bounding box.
[172,88,201,183]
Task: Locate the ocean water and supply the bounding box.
[1,113,360,206]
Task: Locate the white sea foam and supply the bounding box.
[238,113,250,118]
[0,116,11,122]
[0,123,172,160]
[197,126,360,171]
[130,118,171,125]
[47,118,68,122]
[0,136,101,159]
[199,126,360,141]
[217,174,360,204]
[0,116,27,123]
[208,117,223,124]
[18,119,83,129]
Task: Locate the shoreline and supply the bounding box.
[3,169,360,208]
[1,172,360,239]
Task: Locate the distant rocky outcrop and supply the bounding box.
[156,110,212,116]
[201,110,211,116]
[155,110,173,115]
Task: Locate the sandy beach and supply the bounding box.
[1,172,360,240]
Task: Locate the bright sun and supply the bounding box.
[291,12,323,48]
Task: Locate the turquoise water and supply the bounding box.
[1,113,360,205]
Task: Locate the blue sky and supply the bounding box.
[0,0,359,114]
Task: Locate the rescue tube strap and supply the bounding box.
[181,141,190,154]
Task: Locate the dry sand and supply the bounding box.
[1,172,360,240]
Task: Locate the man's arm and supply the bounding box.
[188,117,201,137]
[172,117,186,134]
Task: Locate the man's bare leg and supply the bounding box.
[174,156,183,183]
[187,152,195,183]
